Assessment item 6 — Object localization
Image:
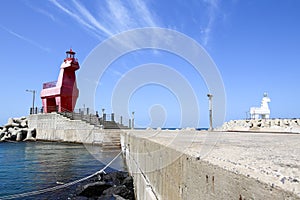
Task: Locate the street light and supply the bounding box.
[26,89,36,114]
[207,93,213,131]
[132,111,135,129]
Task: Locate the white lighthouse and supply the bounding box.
[250,93,271,119]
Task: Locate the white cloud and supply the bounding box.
[72,0,113,36]
[0,25,50,52]
[47,0,160,39]
[48,0,101,38]
[130,0,158,27]
[200,0,220,46]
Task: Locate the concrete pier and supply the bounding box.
[121,130,300,200]
[25,114,300,199]
[28,113,121,147]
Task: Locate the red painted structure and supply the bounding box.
[40,49,80,113]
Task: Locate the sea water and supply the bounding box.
[0,142,126,199]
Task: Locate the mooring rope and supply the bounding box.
[0,151,122,200]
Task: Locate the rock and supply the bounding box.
[0,131,5,139]
[24,128,36,141]
[7,118,14,125]
[20,121,27,128]
[13,118,23,124]
[20,116,26,120]
[78,181,112,197]
[7,127,13,133]
[4,122,19,128]
[122,176,134,190]
[102,185,134,200]
[1,135,9,141]
[16,132,22,141]
[10,128,19,136]
[76,171,135,199]
[103,171,129,186]
[0,116,30,142]
[113,195,127,200]
[99,194,127,200]
[16,130,26,141]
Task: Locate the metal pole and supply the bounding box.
[207,94,213,131]
[132,111,135,129]
[33,90,35,114]
[102,108,105,125]
[26,89,36,114]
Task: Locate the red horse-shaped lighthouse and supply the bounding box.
[41,49,79,113]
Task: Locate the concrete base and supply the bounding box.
[122,130,300,200]
[28,113,121,147]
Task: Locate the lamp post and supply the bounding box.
[132,111,135,129]
[26,89,36,114]
[102,108,105,125]
[207,93,213,131]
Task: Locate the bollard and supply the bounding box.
[111,113,115,122]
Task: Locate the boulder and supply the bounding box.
[0,131,5,139]
[78,181,112,197]
[20,121,27,128]
[20,116,26,120]
[16,129,27,142]
[102,185,134,200]
[7,118,14,125]
[10,128,19,136]
[13,117,23,124]
[16,131,23,141]
[122,176,134,190]
[113,195,127,200]
[24,128,36,141]
[103,171,129,186]
[100,194,127,200]
[4,122,20,128]
[1,135,9,141]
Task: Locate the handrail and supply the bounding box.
[29,106,130,129]
[42,81,57,89]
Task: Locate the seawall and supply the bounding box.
[219,119,300,133]
[28,113,121,147]
[121,130,300,200]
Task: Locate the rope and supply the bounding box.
[0,151,122,200]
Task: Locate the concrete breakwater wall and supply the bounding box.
[28,113,121,147]
[219,119,300,133]
[121,130,300,200]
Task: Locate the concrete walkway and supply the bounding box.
[123,130,300,199]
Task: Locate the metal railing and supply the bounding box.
[43,81,57,89]
[29,106,131,129]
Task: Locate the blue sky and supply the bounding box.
[0,0,300,128]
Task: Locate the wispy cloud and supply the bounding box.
[0,25,50,52]
[47,0,160,39]
[200,0,220,46]
[72,0,113,37]
[25,2,56,22]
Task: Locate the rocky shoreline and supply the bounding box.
[72,171,135,200]
[0,117,36,142]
